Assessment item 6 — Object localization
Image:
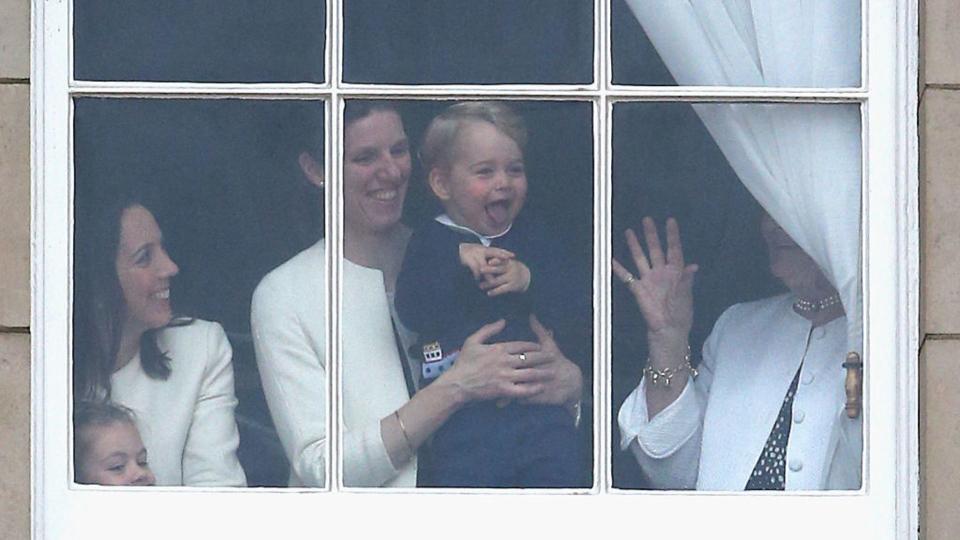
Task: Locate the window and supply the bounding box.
[33,0,919,538]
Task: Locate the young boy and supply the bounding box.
[395,101,587,488]
[74,400,156,486]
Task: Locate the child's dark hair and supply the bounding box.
[73,400,139,481]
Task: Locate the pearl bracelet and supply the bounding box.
[643,346,698,388]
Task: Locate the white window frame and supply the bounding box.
[31,0,920,538]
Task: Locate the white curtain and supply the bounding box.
[623,0,863,360]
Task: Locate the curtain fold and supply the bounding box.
[623,0,863,361]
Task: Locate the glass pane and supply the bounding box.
[74,1,325,83]
[611,102,863,490]
[343,1,594,85]
[339,99,594,488]
[72,98,325,488]
[611,0,862,87]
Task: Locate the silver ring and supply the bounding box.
[624,273,636,284]
[518,352,527,365]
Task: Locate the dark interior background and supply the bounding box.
[71,0,785,489]
[74,1,326,82]
[343,0,594,84]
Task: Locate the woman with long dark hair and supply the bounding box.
[74,196,246,487]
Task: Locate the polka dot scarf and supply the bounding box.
[745,363,804,491]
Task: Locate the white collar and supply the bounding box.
[434,214,513,247]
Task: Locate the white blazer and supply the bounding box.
[618,294,862,490]
[251,240,416,488]
[111,319,247,487]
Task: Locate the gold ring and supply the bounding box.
[624,273,636,284]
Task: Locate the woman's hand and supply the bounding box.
[442,319,543,405]
[517,315,583,408]
[612,217,697,362]
[384,317,581,470]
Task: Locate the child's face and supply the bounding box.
[431,121,527,236]
[78,422,156,486]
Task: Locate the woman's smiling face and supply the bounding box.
[343,110,412,236]
[115,205,179,336]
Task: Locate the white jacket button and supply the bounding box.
[801,372,815,385]
[794,410,805,423]
[789,459,804,472]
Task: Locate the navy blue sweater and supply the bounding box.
[395,215,592,378]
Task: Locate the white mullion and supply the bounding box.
[596,97,609,493]
[594,0,603,88]
[330,0,343,492]
[597,0,610,494]
[67,0,75,85]
[861,0,870,91]
[324,0,333,87]
[328,96,342,493]
[333,0,343,88]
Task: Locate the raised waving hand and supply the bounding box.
[613,217,698,340]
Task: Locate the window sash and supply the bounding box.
[32,0,919,538]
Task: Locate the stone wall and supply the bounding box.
[0,0,32,538]
[921,0,960,537]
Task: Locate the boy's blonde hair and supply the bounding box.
[420,101,528,173]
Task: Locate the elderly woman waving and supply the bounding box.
[614,214,860,491]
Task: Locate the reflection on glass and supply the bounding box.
[73,99,325,488]
[611,102,863,491]
[338,100,594,488]
[611,0,861,87]
[74,1,325,82]
[343,0,594,85]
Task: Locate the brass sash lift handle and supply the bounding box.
[843,352,863,419]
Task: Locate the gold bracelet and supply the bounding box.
[643,346,698,388]
[394,410,415,457]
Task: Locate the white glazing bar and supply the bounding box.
[68,82,869,104]
[69,81,334,97]
[324,97,336,492]
[597,0,610,493]
[330,0,343,492]
[862,0,870,91]
[593,0,602,88]
[324,0,333,86]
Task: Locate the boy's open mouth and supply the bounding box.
[485,199,511,224]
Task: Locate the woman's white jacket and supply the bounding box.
[111,319,247,487]
[251,240,416,487]
[618,294,862,490]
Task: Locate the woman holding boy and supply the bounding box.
[252,101,587,488]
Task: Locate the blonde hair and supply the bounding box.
[420,101,528,173]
